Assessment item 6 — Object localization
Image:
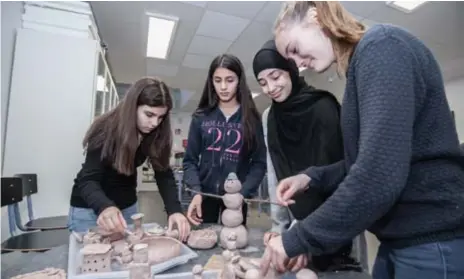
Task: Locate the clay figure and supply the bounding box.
[187,229,218,249]
[10,268,66,279]
[129,263,150,279]
[128,213,145,245]
[131,213,145,231]
[82,231,102,245]
[192,264,204,279]
[220,226,248,249]
[219,173,248,249]
[80,243,112,274]
[222,255,240,279]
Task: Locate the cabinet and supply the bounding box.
[2,1,119,219]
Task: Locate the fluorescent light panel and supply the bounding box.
[146,14,177,59]
[386,1,427,12]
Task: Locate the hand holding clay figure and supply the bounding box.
[187,194,203,225]
[276,174,311,206]
[260,235,289,275]
[97,206,127,233]
[168,212,191,242]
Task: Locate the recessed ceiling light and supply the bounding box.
[386,1,427,13]
[146,13,178,59]
[252,92,260,98]
[299,67,307,72]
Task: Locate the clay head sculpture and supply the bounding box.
[224,173,242,194]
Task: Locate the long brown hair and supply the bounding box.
[196,54,261,152]
[274,1,366,75]
[83,77,173,175]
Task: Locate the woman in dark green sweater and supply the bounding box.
[260,2,464,279]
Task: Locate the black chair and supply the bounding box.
[1,177,70,252]
[14,173,68,230]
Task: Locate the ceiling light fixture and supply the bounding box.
[146,13,178,59]
[299,67,307,72]
[252,92,260,98]
[386,1,427,13]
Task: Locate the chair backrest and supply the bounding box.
[1,177,23,207]
[15,173,38,197]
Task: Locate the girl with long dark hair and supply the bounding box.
[68,77,190,241]
[183,54,266,226]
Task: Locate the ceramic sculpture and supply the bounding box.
[80,243,112,274]
[187,229,218,250]
[219,173,248,249]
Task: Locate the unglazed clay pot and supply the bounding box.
[222,193,243,210]
[140,236,182,265]
[220,226,248,249]
[187,229,218,250]
[221,209,243,227]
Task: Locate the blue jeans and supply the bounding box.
[373,238,464,279]
[67,203,138,232]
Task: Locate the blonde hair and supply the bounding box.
[274,1,366,75]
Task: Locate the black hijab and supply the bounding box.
[253,40,343,218]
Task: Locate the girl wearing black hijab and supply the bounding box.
[253,39,362,273]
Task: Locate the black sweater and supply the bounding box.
[70,145,182,216]
[282,24,464,257]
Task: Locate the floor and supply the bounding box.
[137,191,379,274]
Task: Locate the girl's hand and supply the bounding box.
[168,212,191,242]
[97,206,127,233]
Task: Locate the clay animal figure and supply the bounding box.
[80,243,112,274]
[187,229,218,249]
[10,268,66,279]
[219,173,248,249]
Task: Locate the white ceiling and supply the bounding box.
[90,1,464,113]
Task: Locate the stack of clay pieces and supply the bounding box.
[10,268,66,279]
[129,243,150,279]
[219,173,248,249]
